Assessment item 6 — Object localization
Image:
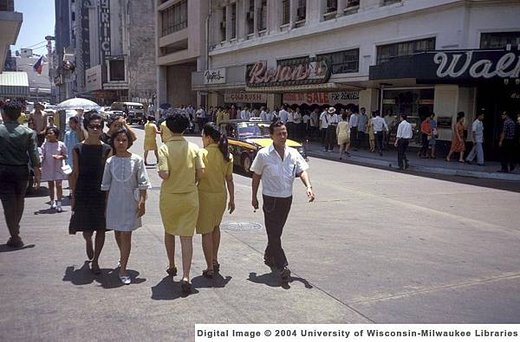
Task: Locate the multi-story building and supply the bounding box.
[0,0,25,99]
[54,0,156,106]
[190,0,520,158]
[155,0,208,107]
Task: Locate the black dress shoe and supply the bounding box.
[6,236,24,248]
[280,267,291,282]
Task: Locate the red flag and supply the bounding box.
[33,56,44,75]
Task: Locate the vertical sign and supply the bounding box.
[99,0,111,61]
[81,4,90,69]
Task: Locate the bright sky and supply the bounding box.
[12,0,55,56]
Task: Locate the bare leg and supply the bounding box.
[114,230,122,250]
[56,181,63,201]
[83,231,94,260]
[338,144,344,159]
[48,181,55,201]
[144,150,149,164]
[212,226,221,266]
[201,233,213,271]
[164,232,176,270]
[180,236,193,281]
[92,230,106,263]
[118,231,132,276]
[154,149,159,164]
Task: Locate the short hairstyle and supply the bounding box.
[110,128,134,149]
[69,116,79,124]
[400,114,408,120]
[46,126,60,137]
[269,120,285,134]
[83,111,103,128]
[1,101,23,120]
[165,113,189,133]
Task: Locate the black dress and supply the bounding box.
[69,143,112,234]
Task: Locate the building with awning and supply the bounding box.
[0,0,23,74]
[0,71,30,98]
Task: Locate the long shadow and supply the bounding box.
[151,276,200,300]
[0,243,36,253]
[247,271,313,290]
[191,272,232,289]
[63,261,146,288]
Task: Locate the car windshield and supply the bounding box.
[236,122,270,138]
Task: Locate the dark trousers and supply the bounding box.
[375,131,384,154]
[350,127,358,148]
[500,140,516,172]
[420,133,429,156]
[0,165,29,238]
[325,125,337,151]
[262,195,292,270]
[397,138,410,169]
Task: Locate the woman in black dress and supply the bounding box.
[69,112,112,274]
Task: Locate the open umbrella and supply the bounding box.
[55,97,101,111]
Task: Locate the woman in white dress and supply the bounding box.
[40,127,68,212]
[101,128,151,284]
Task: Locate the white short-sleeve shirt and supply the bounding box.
[250,144,309,198]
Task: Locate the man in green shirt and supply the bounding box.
[0,100,41,248]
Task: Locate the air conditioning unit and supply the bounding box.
[246,11,254,21]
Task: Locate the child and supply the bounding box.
[143,115,160,165]
[101,128,151,284]
[40,127,68,212]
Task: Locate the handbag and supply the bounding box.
[60,161,72,176]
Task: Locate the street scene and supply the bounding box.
[1,0,520,341]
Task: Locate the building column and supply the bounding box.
[157,65,168,110]
[226,5,232,41]
[359,88,379,115]
[289,0,297,28]
[337,0,346,17]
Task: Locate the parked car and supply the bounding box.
[218,119,307,173]
[110,102,144,125]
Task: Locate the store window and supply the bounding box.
[161,0,187,36]
[231,3,237,39]
[381,0,401,5]
[247,0,255,34]
[377,38,435,64]
[480,32,520,49]
[297,0,306,21]
[258,0,267,32]
[318,48,359,74]
[325,0,337,13]
[220,8,226,41]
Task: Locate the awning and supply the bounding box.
[0,71,30,97]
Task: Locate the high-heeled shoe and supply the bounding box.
[91,260,101,275]
[213,261,220,273]
[202,269,214,279]
[166,266,177,277]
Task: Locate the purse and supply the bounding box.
[60,161,72,176]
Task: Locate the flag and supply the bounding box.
[33,56,44,75]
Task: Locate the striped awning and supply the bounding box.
[0,71,30,97]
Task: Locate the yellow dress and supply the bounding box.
[143,122,158,151]
[196,144,233,234]
[158,136,204,236]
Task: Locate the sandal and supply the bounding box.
[180,279,192,294]
[91,261,101,275]
[202,269,214,279]
[212,261,220,273]
[166,266,177,277]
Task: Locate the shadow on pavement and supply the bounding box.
[191,273,232,289]
[247,271,313,290]
[151,276,200,300]
[62,261,146,288]
[0,243,35,253]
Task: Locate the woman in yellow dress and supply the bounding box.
[143,116,159,165]
[197,123,235,278]
[158,113,204,294]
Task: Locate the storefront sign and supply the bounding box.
[369,48,520,83]
[99,0,111,61]
[283,91,359,105]
[437,116,453,129]
[204,68,226,85]
[85,65,103,92]
[224,93,267,103]
[434,51,520,79]
[246,57,331,88]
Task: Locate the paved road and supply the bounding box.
[1,126,519,341]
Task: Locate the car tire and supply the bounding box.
[241,154,252,174]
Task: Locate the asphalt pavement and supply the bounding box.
[1,127,519,341]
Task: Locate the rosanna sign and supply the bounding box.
[246,57,331,88]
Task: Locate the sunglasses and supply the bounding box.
[88,124,102,130]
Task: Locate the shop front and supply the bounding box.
[370,47,520,159]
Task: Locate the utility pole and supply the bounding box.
[45,35,55,101]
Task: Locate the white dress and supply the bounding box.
[101,154,151,231]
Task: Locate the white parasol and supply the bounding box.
[55,97,101,111]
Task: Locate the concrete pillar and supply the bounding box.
[157,65,168,108]
[226,5,232,41]
[267,93,283,110]
[434,84,458,141]
[359,88,379,114]
[337,0,347,18]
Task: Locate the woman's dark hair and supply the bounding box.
[69,116,79,124]
[83,111,103,128]
[110,128,134,149]
[46,126,60,137]
[165,113,189,133]
[342,113,348,121]
[203,122,230,162]
[269,120,285,134]
[457,111,465,121]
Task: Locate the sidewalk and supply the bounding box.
[303,140,520,182]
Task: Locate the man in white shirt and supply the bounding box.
[372,111,388,156]
[319,107,329,148]
[465,112,485,165]
[278,105,289,123]
[240,107,250,120]
[309,108,319,140]
[250,121,315,284]
[394,114,413,170]
[260,107,268,121]
[349,110,359,150]
[357,107,368,149]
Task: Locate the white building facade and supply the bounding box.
[190,0,519,159]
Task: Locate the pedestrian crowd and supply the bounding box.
[1,101,315,293]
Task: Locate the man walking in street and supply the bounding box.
[466,112,485,166]
[394,114,413,170]
[0,100,41,248]
[250,120,315,283]
[498,111,516,173]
